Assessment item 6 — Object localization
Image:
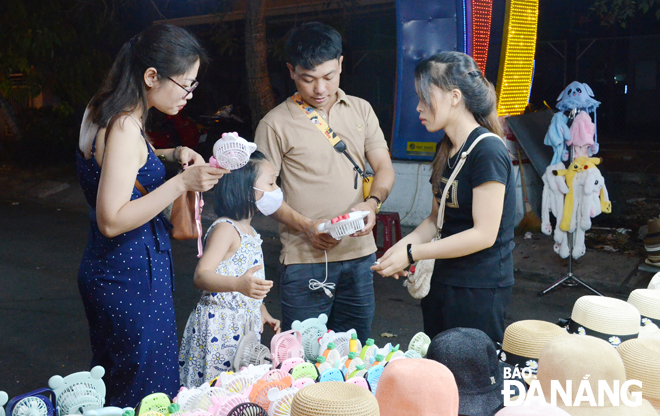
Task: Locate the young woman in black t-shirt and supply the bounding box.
[372,52,515,343]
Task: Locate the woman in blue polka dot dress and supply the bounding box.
[76,24,227,406]
[179,151,281,387]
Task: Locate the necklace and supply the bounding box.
[236,220,252,236]
[447,139,468,170]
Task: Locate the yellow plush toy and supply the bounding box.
[553,156,601,232]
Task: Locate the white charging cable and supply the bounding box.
[308,250,335,298]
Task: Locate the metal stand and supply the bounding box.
[538,232,603,297]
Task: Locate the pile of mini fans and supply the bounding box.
[0,316,433,416]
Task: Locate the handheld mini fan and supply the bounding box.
[48,365,106,416]
[317,212,369,240]
[238,365,272,383]
[408,332,432,357]
[233,324,272,372]
[210,132,257,171]
[259,369,290,385]
[277,357,304,375]
[247,381,286,413]
[83,406,136,416]
[195,387,232,412]
[290,378,314,390]
[289,363,319,382]
[269,330,304,369]
[319,330,361,357]
[318,368,344,383]
[174,386,208,412]
[220,373,253,396]
[6,389,56,416]
[359,339,378,366]
[404,350,422,359]
[266,388,297,416]
[208,395,249,416]
[365,365,385,395]
[345,377,370,391]
[134,393,173,416]
[290,314,328,362]
[226,402,267,416]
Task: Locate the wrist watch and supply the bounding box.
[366,195,382,213]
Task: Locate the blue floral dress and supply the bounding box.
[76,128,179,406]
[178,218,264,387]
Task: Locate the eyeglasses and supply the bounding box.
[168,77,199,99]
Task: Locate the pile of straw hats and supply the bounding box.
[617,337,660,412]
[290,381,379,416]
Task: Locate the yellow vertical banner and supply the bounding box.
[496,0,539,117]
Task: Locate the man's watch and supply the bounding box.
[366,195,382,213]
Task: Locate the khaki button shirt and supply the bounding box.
[255,89,388,264]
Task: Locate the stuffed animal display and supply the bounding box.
[541,82,610,260]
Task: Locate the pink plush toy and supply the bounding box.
[568,111,595,159]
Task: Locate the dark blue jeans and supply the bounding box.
[279,253,376,343]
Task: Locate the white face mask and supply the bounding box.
[253,187,283,216]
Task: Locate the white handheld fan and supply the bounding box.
[270,330,304,369]
[233,324,272,372]
[358,339,378,367]
[238,365,272,383]
[408,332,432,357]
[220,373,253,395]
[210,132,257,170]
[266,388,297,416]
[404,350,422,359]
[290,314,328,362]
[195,387,230,411]
[48,366,105,416]
[6,389,56,416]
[317,212,369,240]
[174,386,208,412]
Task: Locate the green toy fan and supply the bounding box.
[291,314,328,362]
[48,366,105,416]
[133,393,174,416]
[407,332,431,357]
[289,362,319,382]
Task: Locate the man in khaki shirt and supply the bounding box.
[255,22,395,342]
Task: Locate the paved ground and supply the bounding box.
[0,166,656,401]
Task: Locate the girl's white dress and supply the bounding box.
[179,218,264,387]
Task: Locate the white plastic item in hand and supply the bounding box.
[317,211,369,240]
[210,132,257,170]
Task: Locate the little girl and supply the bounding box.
[179,150,281,387]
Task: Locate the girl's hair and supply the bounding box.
[414,52,503,188]
[214,151,267,221]
[89,24,207,127]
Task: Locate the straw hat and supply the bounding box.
[568,296,640,347]
[500,320,568,384]
[644,219,660,265]
[427,327,510,416]
[649,271,660,291]
[627,289,660,327]
[376,358,459,416]
[536,334,658,416]
[617,338,660,411]
[290,381,379,416]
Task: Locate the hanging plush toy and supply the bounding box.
[544,113,571,165]
[556,81,601,156]
[541,162,568,236]
[568,111,595,159]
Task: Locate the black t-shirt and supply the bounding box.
[430,126,516,288]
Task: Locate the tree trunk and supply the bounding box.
[0,92,23,141]
[245,0,276,132]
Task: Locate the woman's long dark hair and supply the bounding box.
[89,24,207,127]
[414,52,503,188]
[214,151,267,221]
